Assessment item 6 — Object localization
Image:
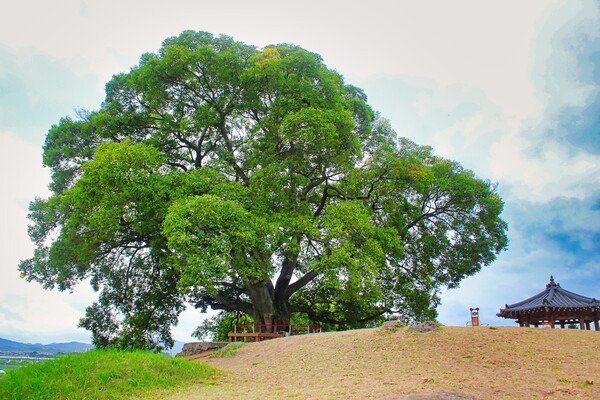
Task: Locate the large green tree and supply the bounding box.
[21,31,507,350]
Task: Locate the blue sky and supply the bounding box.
[1,0,598,343]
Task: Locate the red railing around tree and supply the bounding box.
[233,323,322,335]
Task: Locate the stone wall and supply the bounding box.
[177,341,228,357]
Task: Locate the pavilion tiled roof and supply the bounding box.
[497,276,600,317]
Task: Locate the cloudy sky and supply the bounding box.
[1,0,598,344]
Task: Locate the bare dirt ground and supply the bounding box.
[166,326,599,399]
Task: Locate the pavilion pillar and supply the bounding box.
[560,321,565,329]
[579,316,585,330]
[594,319,599,331]
[585,321,591,330]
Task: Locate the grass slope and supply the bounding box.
[168,326,599,400]
[0,349,216,400]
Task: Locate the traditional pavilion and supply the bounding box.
[497,276,599,330]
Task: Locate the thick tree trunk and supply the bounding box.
[246,282,290,332]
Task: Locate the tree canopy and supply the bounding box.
[21,31,508,350]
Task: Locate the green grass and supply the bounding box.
[0,349,217,400]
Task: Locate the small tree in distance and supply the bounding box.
[21,31,508,350]
[192,312,253,342]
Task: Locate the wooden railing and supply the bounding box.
[233,323,322,334]
[228,323,322,342]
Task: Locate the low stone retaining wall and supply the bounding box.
[177,341,228,357]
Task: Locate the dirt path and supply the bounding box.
[166,327,599,399]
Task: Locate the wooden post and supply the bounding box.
[579,317,585,330]
[585,321,591,330]
[560,321,565,328]
[594,319,599,331]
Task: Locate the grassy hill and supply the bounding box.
[168,326,599,400]
[0,349,216,400]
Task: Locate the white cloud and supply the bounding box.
[485,0,600,203]
[361,1,600,205]
[489,134,600,202]
[172,308,218,343]
[0,1,558,118]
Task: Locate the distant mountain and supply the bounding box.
[166,340,186,356]
[0,337,93,354]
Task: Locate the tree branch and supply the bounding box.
[218,118,249,185]
[167,161,188,171]
[302,177,327,199]
[314,186,329,217]
[274,250,299,300]
[195,294,252,314]
[286,270,319,298]
[405,196,453,232]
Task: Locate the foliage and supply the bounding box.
[0,349,216,400]
[21,30,508,349]
[192,312,253,342]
